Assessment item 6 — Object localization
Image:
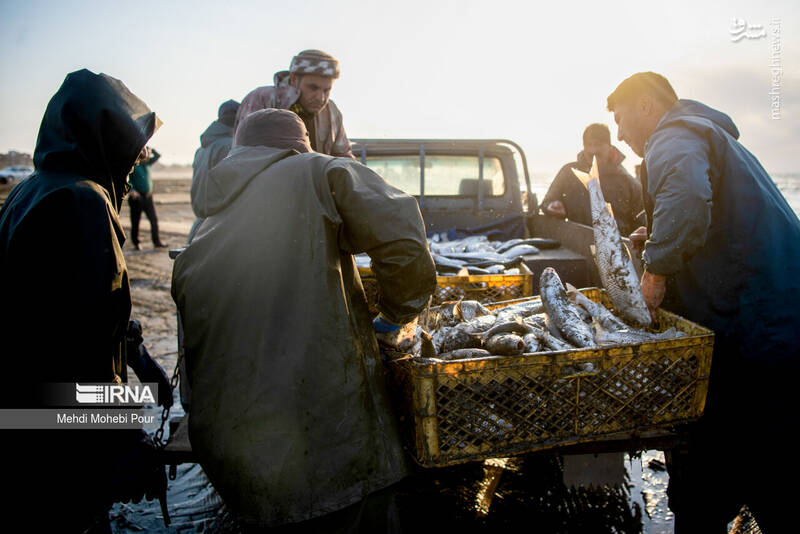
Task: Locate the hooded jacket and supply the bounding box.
[0,69,159,403]
[0,69,160,527]
[234,71,353,158]
[542,147,643,236]
[642,99,800,417]
[191,120,234,218]
[172,146,435,526]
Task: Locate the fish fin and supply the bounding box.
[591,317,606,337]
[571,167,592,188]
[457,267,469,277]
[565,282,578,294]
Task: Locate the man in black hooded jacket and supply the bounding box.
[0,69,168,532]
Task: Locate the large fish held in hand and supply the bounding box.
[572,157,651,327]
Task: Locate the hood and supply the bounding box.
[274,70,291,87]
[33,69,160,211]
[576,145,627,171]
[197,145,298,216]
[200,120,233,148]
[658,99,740,140]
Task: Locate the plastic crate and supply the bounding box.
[359,263,534,316]
[387,289,714,467]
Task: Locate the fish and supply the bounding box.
[484,264,506,274]
[436,251,509,263]
[464,314,498,333]
[454,300,492,322]
[592,321,686,345]
[473,317,533,342]
[485,334,525,355]
[437,348,491,361]
[522,333,541,353]
[501,244,540,260]
[540,267,595,348]
[565,283,629,332]
[572,157,651,327]
[433,323,482,353]
[494,299,544,317]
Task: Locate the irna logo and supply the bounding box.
[75,383,156,405]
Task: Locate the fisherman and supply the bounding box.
[607,71,800,532]
[128,145,167,249]
[235,49,354,158]
[0,69,171,532]
[172,108,435,531]
[541,123,643,237]
[188,98,239,243]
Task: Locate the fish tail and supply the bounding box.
[571,156,600,189]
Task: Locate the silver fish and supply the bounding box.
[572,158,651,327]
[485,333,525,355]
[522,333,541,353]
[523,323,576,352]
[593,322,686,345]
[540,267,595,348]
[565,283,629,332]
[501,244,540,260]
[475,317,533,342]
[434,323,482,353]
[437,348,491,361]
[464,314,498,333]
[455,300,492,322]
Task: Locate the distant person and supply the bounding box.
[172,109,435,530]
[189,99,239,243]
[608,71,800,532]
[128,145,166,249]
[541,123,644,237]
[235,49,354,158]
[0,69,171,533]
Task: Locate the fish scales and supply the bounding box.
[540,267,595,348]
[572,158,651,326]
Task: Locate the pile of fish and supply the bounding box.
[397,267,684,362]
[355,235,560,275]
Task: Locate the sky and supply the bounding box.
[0,0,797,176]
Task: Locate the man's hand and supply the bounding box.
[544,200,566,219]
[641,270,666,323]
[629,226,648,257]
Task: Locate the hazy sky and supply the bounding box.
[1,0,797,175]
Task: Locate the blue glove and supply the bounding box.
[373,314,402,333]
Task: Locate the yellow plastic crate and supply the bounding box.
[359,263,534,316]
[386,289,714,467]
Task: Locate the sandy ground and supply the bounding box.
[119,178,194,379]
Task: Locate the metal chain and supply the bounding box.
[153,351,182,449]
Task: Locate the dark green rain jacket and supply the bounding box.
[171,146,436,526]
[190,120,234,218]
[0,69,159,405]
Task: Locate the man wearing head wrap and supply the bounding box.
[172,108,436,530]
[188,99,240,243]
[541,123,644,237]
[0,69,169,531]
[235,49,354,158]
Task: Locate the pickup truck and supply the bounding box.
[350,138,615,291]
